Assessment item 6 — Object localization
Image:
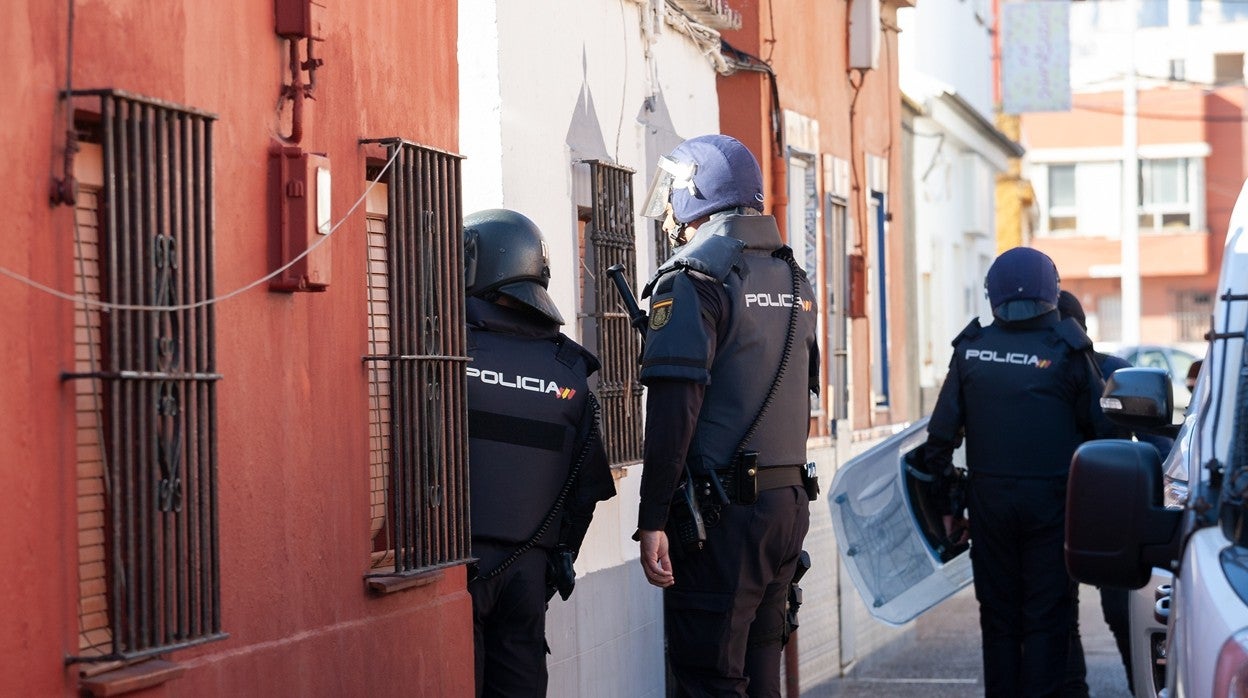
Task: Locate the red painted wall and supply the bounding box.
[719,0,917,429]
[3,2,471,696]
[1023,85,1248,343]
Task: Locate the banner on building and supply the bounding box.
[1001,2,1072,114]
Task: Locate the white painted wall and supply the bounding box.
[898,2,1004,397]
[897,0,996,119]
[1070,1,1248,92]
[459,2,721,695]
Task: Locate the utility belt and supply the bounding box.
[669,451,820,552]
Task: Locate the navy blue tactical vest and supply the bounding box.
[466,298,597,546]
[641,214,819,473]
[950,315,1096,478]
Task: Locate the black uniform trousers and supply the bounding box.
[469,543,549,698]
[967,474,1072,698]
[665,485,809,698]
[1099,586,1134,692]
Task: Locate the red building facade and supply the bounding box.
[1022,86,1247,348]
[3,2,472,695]
[719,0,919,436]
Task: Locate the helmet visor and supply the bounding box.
[641,156,697,219]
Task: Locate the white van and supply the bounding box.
[1067,176,1248,698]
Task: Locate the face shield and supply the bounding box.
[641,156,698,220]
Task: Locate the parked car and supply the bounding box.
[1116,344,1202,414]
[1066,176,1248,698]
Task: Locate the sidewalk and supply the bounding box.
[804,585,1134,697]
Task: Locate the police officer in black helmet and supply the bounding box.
[462,209,616,698]
[634,134,820,696]
[923,247,1113,698]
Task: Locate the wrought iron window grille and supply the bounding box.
[61,89,225,664]
[585,160,644,467]
[359,138,472,581]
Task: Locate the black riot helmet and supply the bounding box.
[984,247,1060,322]
[463,208,565,325]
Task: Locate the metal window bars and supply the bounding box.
[587,160,644,466]
[360,139,471,577]
[62,89,226,663]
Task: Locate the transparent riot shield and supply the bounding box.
[828,417,972,625]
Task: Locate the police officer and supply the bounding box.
[463,209,616,698]
[923,247,1113,698]
[1058,290,1172,696]
[634,134,820,696]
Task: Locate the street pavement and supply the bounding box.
[804,584,1134,697]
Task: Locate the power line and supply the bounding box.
[1071,102,1248,122]
[1,145,401,312]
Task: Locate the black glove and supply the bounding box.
[945,467,968,518]
[546,546,577,602]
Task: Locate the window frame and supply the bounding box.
[1047,163,1078,233]
[787,147,824,424]
[62,89,225,664]
[1138,157,1195,231]
[581,159,643,467]
[868,189,891,408]
[359,138,472,590]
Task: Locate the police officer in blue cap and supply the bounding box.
[634,134,820,696]
[923,247,1114,698]
[462,209,617,698]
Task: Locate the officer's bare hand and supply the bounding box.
[943,514,970,546]
[638,529,675,588]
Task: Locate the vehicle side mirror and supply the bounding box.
[1066,440,1181,589]
[1101,367,1178,437]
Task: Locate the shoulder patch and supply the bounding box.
[951,318,983,347]
[649,298,674,331]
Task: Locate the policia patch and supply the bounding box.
[649,298,674,330]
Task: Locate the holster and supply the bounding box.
[782,550,812,647]
[801,461,820,501]
[545,546,576,602]
[668,473,707,551]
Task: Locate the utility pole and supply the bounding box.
[1121,0,1142,346]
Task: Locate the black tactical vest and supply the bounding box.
[642,214,819,473]
[466,299,596,546]
[952,315,1096,477]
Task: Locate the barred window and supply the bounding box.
[64,90,224,664]
[1175,289,1214,343]
[581,161,643,466]
[360,139,471,589]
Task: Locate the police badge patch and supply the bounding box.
[649,298,673,330]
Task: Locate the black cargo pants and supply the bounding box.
[665,485,809,698]
[968,474,1072,698]
[469,543,549,698]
